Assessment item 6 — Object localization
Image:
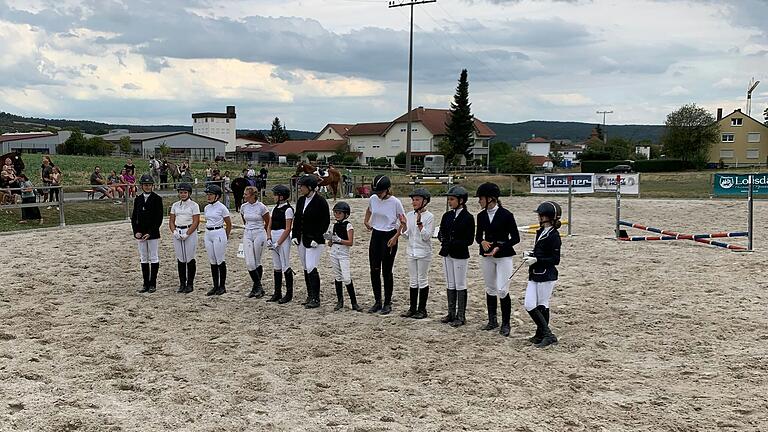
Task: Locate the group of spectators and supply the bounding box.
[1,154,62,224]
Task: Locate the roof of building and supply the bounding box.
[192,112,236,119]
[387,107,496,137]
[236,135,270,144]
[0,133,56,143]
[719,109,768,129]
[530,155,552,166]
[346,122,392,136]
[316,123,354,139]
[273,140,346,156]
[100,131,227,143]
[525,137,551,143]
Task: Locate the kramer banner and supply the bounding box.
[713,173,768,196]
[530,174,594,194]
[594,173,640,194]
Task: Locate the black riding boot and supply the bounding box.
[268,270,282,302]
[247,267,264,298]
[500,294,512,337]
[481,294,499,330]
[413,287,429,319]
[536,306,557,348]
[527,307,545,344]
[334,280,344,311]
[301,270,310,306]
[368,269,382,313]
[450,290,467,327]
[138,263,150,293]
[206,264,219,296]
[148,263,159,293]
[441,290,457,324]
[176,261,187,293]
[185,259,196,293]
[401,288,419,318]
[347,282,363,311]
[381,284,393,315]
[542,306,550,325]
[255,266,264,298]
[278,269,294,304]
[216,262,227,295]
[305,269,320,309]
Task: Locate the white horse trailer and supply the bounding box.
[422,154,445,174]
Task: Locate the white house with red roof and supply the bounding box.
[315,124,354,140]
[520,136,552,157]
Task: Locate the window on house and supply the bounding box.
[731,118,743,126]
[205,118,208,122]
[226,119,229,123]
[720,149,734,158]
[746,149,760,159]
[400,128,406,132]
[412,128,417,132]
[747,133,760,143]
[722,133,735,142]
[372,145,380,149]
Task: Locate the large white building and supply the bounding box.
[520,136,552,156]
[0,131,72,154]
[99,131,226,161]
[192,106,237,152]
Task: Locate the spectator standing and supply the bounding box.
[49,166,62,208]
[40,156,53,203]
[18,174,42,224]
[159,159,169,189]
[222,171,232,209]
[124,158,136,176]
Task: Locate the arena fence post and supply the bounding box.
[123,189,130,220]
[615,174,622,238]
[748,174,754,251]
[58,186,66,227]
[567,175,573,236]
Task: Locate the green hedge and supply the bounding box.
[581,159,691,173]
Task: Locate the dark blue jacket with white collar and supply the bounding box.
[528,226,561,282]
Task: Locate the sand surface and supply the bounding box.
[1,196,767,431]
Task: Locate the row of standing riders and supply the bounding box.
[130,174,561,348]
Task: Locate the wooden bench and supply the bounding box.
[83,189,96,199]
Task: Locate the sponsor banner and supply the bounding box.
[594,173,640,194]
[530,174,594,194]
[713,173,768,196]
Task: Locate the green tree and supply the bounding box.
[500,150,534,173]
[286,153,300,164]
[606,137,633,160]
[548,151,564,171]
[370,157,391,167]
[489,141,511,167]
[305,152,318,162]
[269,117,290,143]
[157,143,171,158]
[662,103,719,168]
[444,69,475,163]
[119,136,132,154]
[395,151,407,166]
[595,124,604,141]
[60,129,88,154]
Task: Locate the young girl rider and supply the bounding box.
[203,184,232,296]
[437,186,475,327]
[522,201,562,348]
[132,174,164,293]
[474,182,520,337]
[241,186,270,298]
[326,201,363,312]
[267,184,294,304]
[292,175,330,309]
[363,175,406,315]
[400,188,434,319]
[169,182,200,293]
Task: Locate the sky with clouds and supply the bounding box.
[0,0,766,131]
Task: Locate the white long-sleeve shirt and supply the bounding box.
[402,210,434,259]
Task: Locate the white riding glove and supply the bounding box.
[172,231,182,240]
[522,250,532,258]
[310,240,319,248]
[323,232,333,241]
[266,239,274,250]
[522,256,538,266]
[332,234,342,243]
[291,238,299,246]
[180,232,189,240]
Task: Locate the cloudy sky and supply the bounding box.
[0,0,767,131]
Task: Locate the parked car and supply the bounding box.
[605,164,633,173]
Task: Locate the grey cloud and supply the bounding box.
[122,83,141,90]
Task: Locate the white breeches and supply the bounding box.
[204,229,228,265]
[298,243,324,273]
[524,280,556,311]
[243,228,266,271]
[270,229,292,272]
[137,239,159,264]
[172,229,198,263]
[480,256,514,298]
[407,256,431,289]
[442,256,468,291]
[331,255,351,284]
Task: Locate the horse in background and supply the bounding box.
[295,162,341,201]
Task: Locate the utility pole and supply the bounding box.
[747,78,760,117]
[389,0,436,174]
[597,110,613,144]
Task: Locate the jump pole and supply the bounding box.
[748,174,754,251]
[615,174,622,239]
[567,175,573,236]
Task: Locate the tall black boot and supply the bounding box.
[381,283,393,315]
[542,306,550,325]
[413,287,429,319]
[247,267,264,298]
[138,263,150,293]
[368,269,382,313]
[536,306,557,348]
[347,282,363,311]
[206,264,219,296]
[216,262,227,295]
[450,290,467,327]
[255,266,264,298]
[176,261,187,293]
[441,290,457,324]
[301,270,310,306]
[527,308,545,344]
[267,270,282,302]
[185,259,196,293]
[278,269,294,304]
[148,263,159,293]
[481,294,499,330]
[305,269,320,309]
[334,280,344,311]
[500,294,512,337]
[401,288,419,318]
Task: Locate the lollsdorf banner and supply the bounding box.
[593,173,640,194]
[713,173,768,196]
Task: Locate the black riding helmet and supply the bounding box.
[176,182,192,193]
[297,175,318,189]
[332,201,351,216]
[408,188,431,203]
[372,175,391,192]
[139,174,154,184]
[475,182,501,199]
[204,184,223,196]
[272,184,291,200]
[535,201,562,220]
[446,186,468,205]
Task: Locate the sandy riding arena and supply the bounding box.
[1,196,767,431]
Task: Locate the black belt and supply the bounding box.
[176,225,190,229]
[206,226,224,231]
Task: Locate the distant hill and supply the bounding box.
[486,121,665,146]
[0,112,316,140]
